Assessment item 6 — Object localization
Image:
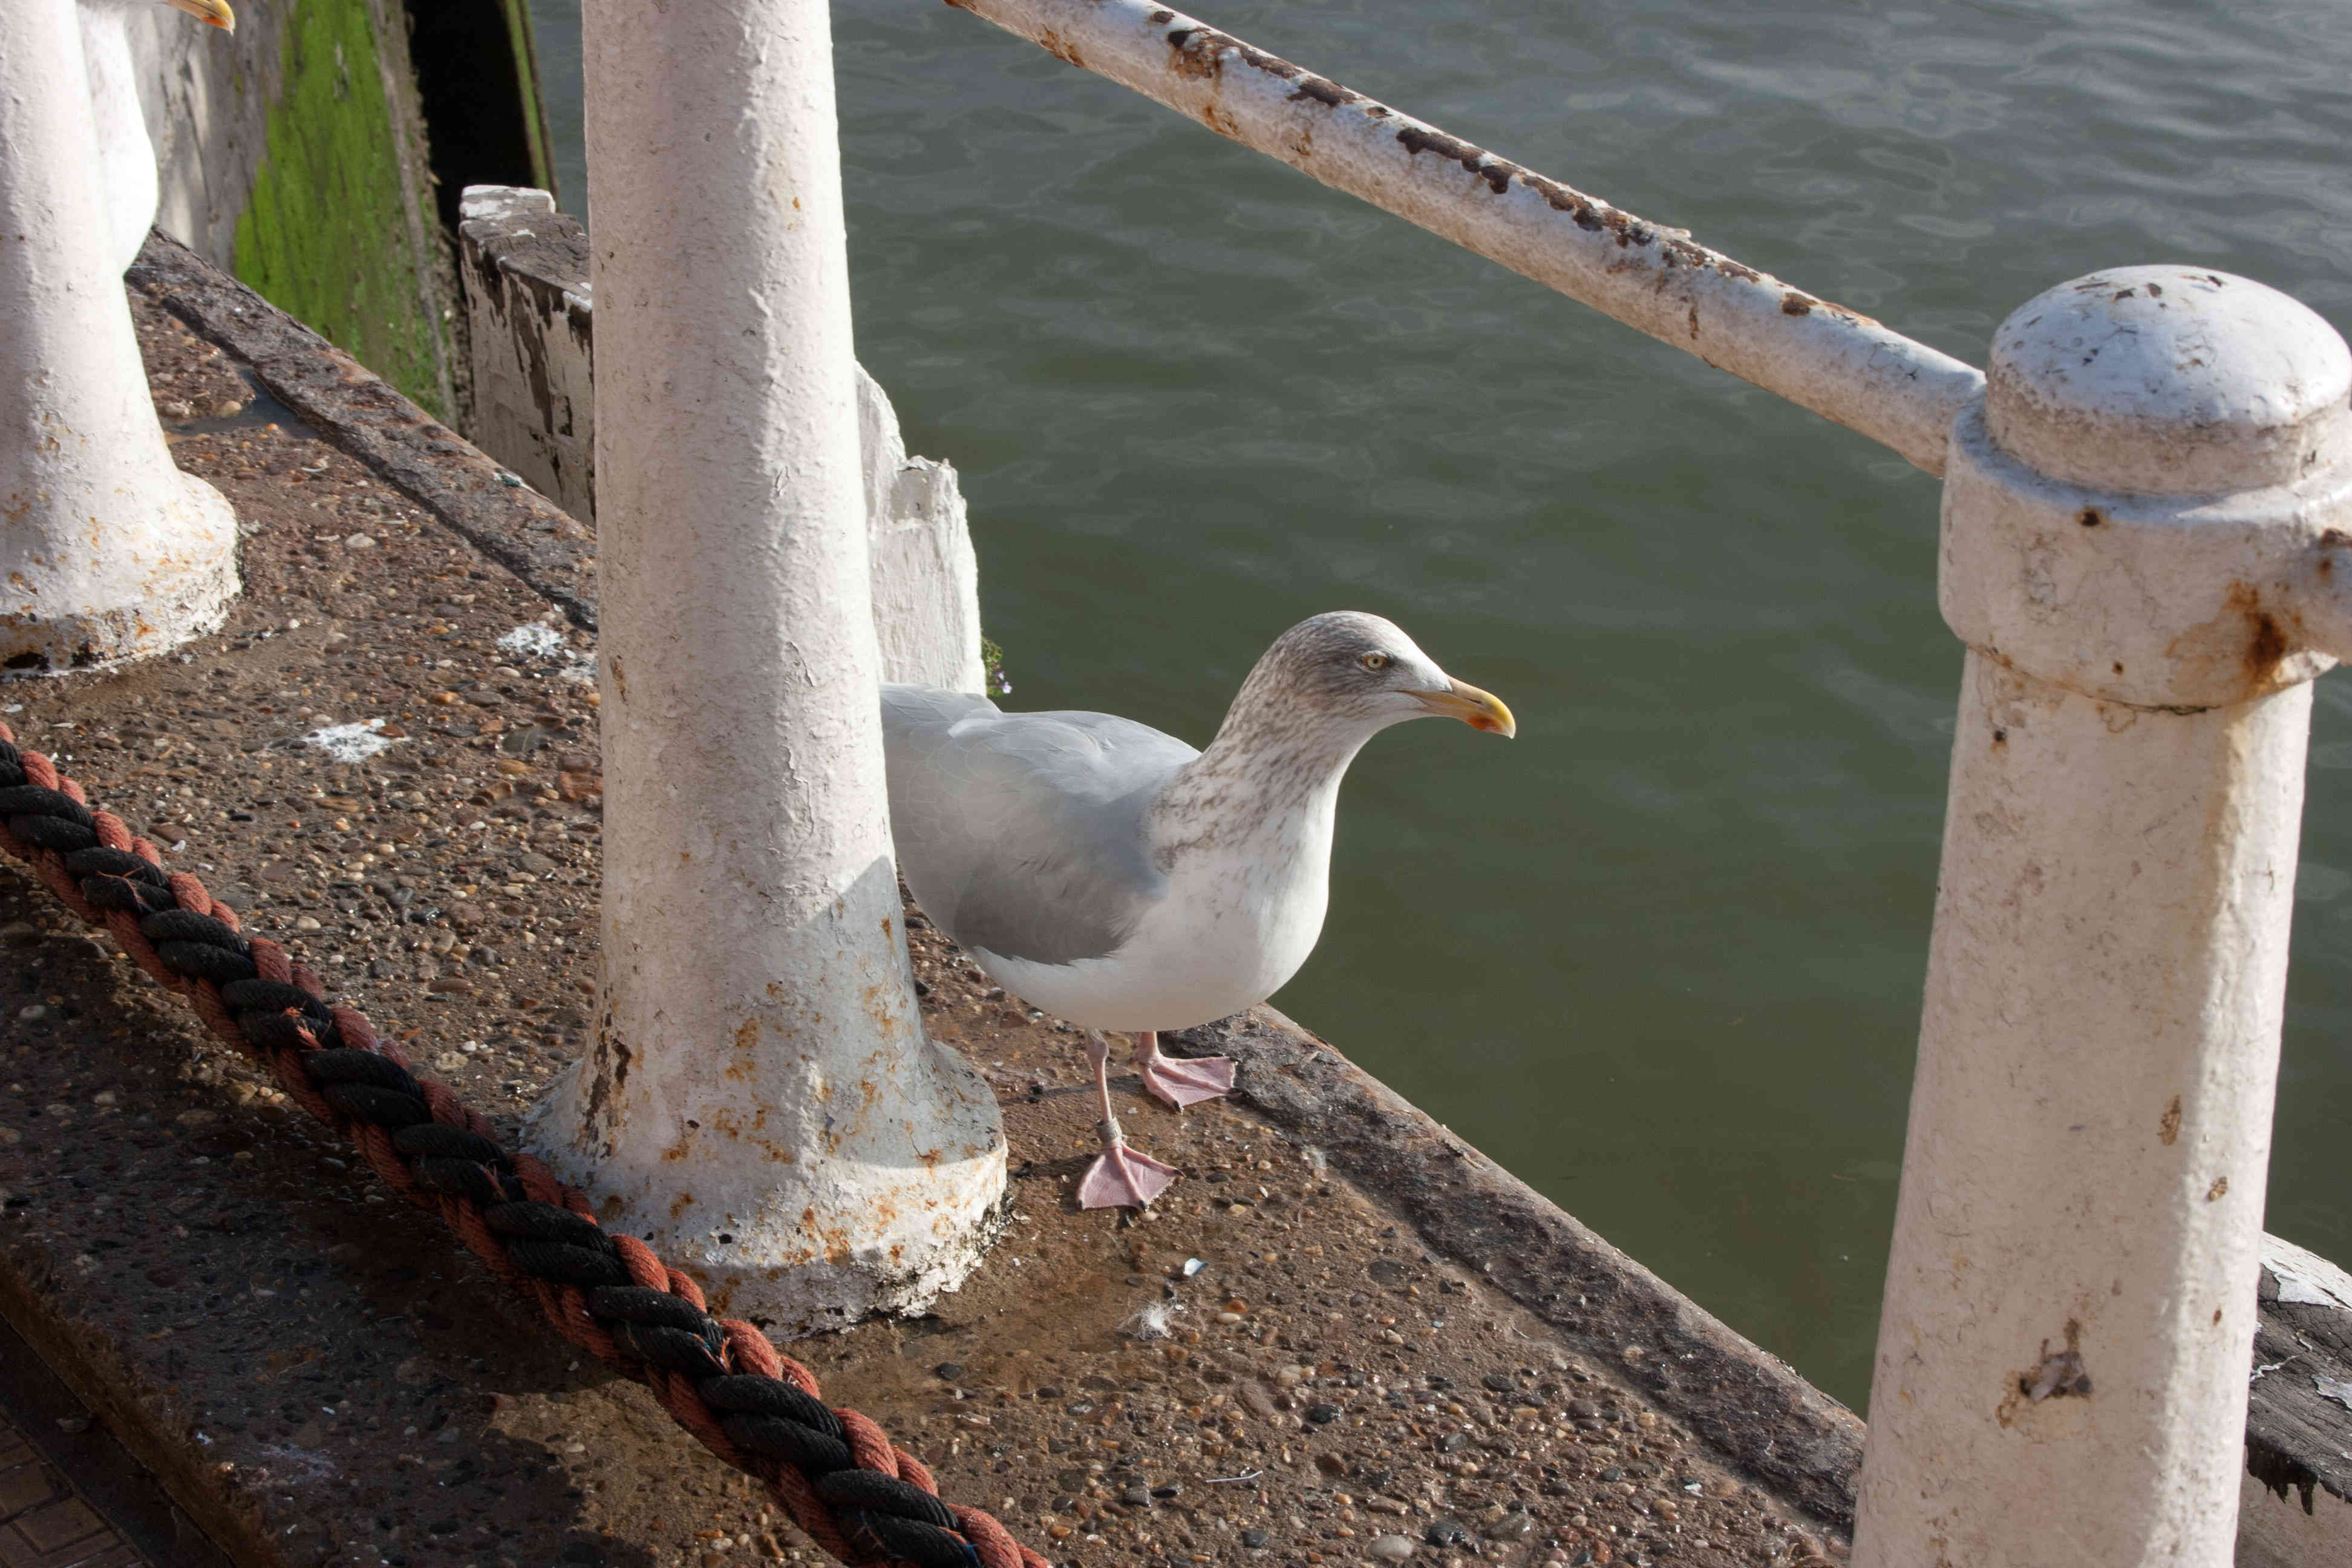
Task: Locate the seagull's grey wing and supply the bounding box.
[881,684,1198,965]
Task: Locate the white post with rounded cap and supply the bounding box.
[0,0,238,671]
[1854,267,2352,1566]
[526,0,1007,1330]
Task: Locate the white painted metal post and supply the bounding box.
[0,0,238,671]
[1855,268,2352,1566]
[528,0,1007,1329]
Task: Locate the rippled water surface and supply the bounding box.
[532,0,2352,1406]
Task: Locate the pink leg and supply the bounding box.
[1133,1029,1235,1110]
[1076,1031,1177,1209]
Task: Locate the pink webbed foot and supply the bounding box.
[1135,1032,1236,1110]
[1078,1135,1179,1209]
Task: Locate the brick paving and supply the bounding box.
[0,1423,144,1568]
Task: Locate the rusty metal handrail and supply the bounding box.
[944,0,1985,477]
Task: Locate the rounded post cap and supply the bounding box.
[1987,266,2351,497]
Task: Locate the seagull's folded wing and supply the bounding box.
[880,686,1198,966]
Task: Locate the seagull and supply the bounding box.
[78,0,236,278]
[881,611,1515,1208]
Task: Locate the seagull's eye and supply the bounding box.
[1359,652,1391,673]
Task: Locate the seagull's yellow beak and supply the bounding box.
[165,0,235,34]
[1416,677,1516,737]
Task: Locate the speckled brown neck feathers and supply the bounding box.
[1151,615,1397,861]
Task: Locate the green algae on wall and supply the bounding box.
[233,0,449,419]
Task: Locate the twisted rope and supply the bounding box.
[0,725,1047,1568]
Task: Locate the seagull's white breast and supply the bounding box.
[967,782,1340,1033]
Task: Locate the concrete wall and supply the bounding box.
[458,184,988,693]
[117,0,458,419]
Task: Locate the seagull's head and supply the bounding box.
[158,0,237,33]
[1247,610,1515,740]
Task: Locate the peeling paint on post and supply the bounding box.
[455,187,596,520]
[949,0,1982,475]
[0,0,238,671]
[1854,268,2352,1566]
[525,0,1006,1329]
[2241,1239,2352,1566]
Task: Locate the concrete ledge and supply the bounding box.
[0,1249,255,1565]
[0,1269,241,1566]
[126,230,601,630]
[1177,1011,1864,1528]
